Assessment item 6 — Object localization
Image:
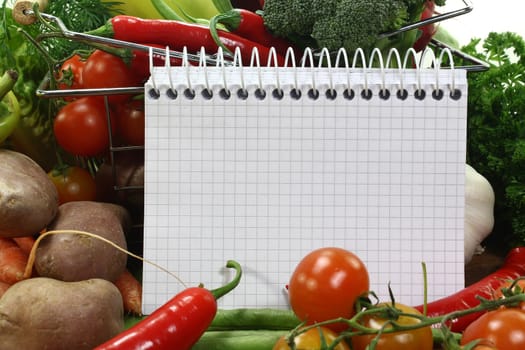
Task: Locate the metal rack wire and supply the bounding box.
[21,0,489,195]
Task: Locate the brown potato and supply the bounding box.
[0,149,58,237]
[0,277,124,350]
[34,201,131,282]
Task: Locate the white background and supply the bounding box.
[440,0,525,46]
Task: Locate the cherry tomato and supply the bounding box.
[288,247,369,332]
[54,96,110,156]
[351,302,433,350]
[82,49,140,104]
[272,326,349,350]
[55,54,85,98]
[48,166,97,204]
[461,307,525,349]
[114,98,145,146]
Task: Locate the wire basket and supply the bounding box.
[30,0,488,197]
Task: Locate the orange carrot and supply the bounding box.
[0,238,29,285]
[114,268,143,316]
[13,236,36,256]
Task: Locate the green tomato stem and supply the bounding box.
[286,292,525,350]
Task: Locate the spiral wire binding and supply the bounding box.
[147,45,463,105]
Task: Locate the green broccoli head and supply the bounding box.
[313,0,411,53]
[262,0,336,45]
[262,0,432,54]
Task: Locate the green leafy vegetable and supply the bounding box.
[0,3,56,169]
[0,0,121,170]
[37,0,122,60]
[460,32,525,249]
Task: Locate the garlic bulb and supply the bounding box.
[464,164,495,263]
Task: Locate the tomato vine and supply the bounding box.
[281,284,525,350]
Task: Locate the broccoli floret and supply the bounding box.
[262,0,333,43]
[262,0,436,54]
[313,0,410,53]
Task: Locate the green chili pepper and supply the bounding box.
[0,69,21,144]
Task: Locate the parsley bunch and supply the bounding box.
[462,32,525,249]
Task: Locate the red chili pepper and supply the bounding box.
[414,247,525,332]
[94,260,242,350]
[129,44,185,84]
[89,15,286,66]
[413,0,438,52]
[209,1,295,56]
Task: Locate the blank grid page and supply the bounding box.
[142,66,467,314]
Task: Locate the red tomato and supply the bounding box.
[55,54,85,98]
[272,326,349,350]
[54,97,110,156]
[288,247,369,332]
[82,49,140,103]
[461,307,525,349]
[115,98,145,146]
[48,166,97,204]
[351,303,433,350]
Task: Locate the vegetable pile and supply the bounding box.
[0,0,524,348]
[270,247,525,350]
[0,148,140,349]
[189,247,525,349]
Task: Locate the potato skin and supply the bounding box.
[0,149,58,237]
[35,201,131,282]
[0,277,124,350]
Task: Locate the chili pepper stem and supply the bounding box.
[209,12,237,54]
[210,260,242,300]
